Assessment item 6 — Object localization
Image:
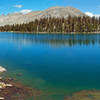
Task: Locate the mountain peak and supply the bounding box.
[0,6,86,26]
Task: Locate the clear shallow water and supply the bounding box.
[0,32,100,100]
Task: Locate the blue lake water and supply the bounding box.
[0,32,100,100]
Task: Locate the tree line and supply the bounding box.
[0,16,100,33]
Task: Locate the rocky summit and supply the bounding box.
[0,6,86,26]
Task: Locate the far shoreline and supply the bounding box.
[1,31,100,34]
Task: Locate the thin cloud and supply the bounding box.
[20,9,32,14]
[98,5,100,8]
[85,12,94,17]
[85,12,100,17]
[14,5,23,8]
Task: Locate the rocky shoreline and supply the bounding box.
[0,66,42,100]
[1,66,100,100]
[5,31,100,34]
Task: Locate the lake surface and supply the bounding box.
[0,32,100,100]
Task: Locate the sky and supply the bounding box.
[0,0,100,16]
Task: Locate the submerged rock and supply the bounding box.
[0,78,42,100]
[16,73,23,77]
[0,66,42,100]
[0,82,13,89]
[0,97,4,100]
[65,90,100,100]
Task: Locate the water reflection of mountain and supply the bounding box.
[0,32,100,47]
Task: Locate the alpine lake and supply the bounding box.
[0,32,100,100]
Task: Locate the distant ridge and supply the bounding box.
[0,6,86,26]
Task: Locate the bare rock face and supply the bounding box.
[0,6,86,26]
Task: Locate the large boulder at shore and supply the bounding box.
[0,66,6,73]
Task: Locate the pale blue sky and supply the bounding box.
[0,0,100,15]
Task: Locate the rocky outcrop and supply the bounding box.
[0,66,6,73]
